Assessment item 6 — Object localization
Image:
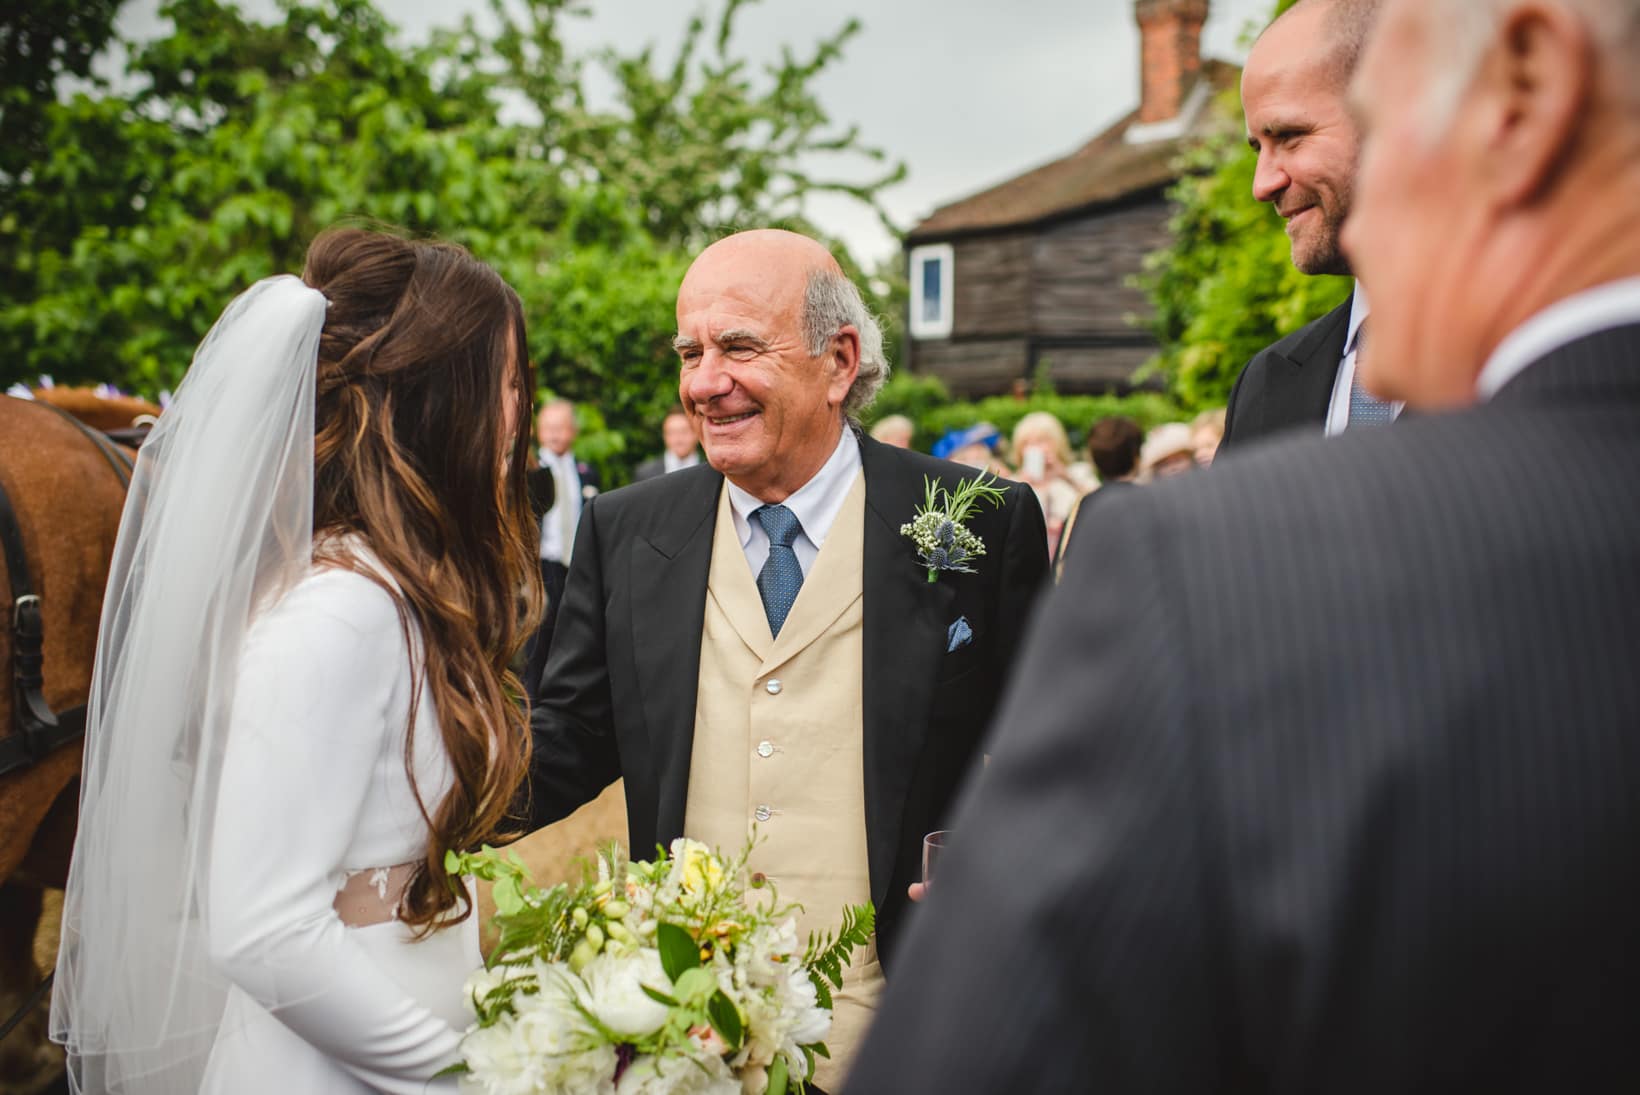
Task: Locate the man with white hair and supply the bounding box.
[848,1,1640,1089]
[527,230,1047,1090]
[1221,0,1401,451]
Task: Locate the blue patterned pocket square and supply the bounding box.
[946,616,974,653]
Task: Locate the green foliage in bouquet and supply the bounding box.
[445,838,874,1095]
[799,903,874,1012]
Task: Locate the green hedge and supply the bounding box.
[862,373,1186,455]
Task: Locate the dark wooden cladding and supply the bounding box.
[1035,344,1158,391]
[909,338,1028,398]
[1031,199,1172,338]
[908,196,1174,397]
[951,233,1032,337]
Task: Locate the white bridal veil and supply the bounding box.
[51,276,327,1093]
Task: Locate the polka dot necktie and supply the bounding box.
[753,504,804,638]
[1348,321,1397,428]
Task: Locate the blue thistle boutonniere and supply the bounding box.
[900,472,1008,583]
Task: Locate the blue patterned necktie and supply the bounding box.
[1348,322,1397,428]
[753,504,804,638]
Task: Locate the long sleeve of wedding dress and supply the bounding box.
[204,566,472,1094]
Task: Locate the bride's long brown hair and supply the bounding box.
[300,227,543,931]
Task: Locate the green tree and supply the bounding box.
[1,1,123,196]
[1138,0,1349,411]
[1,0,905,482]
[475,0,905,249]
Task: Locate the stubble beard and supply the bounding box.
[1290,187,1355,278]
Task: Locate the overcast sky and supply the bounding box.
[114,0,1274,265]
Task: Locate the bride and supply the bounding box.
[50,227,543,1093]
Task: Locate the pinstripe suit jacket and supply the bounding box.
[848,325,1640,1094]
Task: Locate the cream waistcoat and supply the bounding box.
[685,472,882,1090]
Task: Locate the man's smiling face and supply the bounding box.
[673,232,855,503]
[1241,1,1362,276]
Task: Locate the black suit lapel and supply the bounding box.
[629,466,721,844]
[860,438,955,907]
[1261,293,1354,433]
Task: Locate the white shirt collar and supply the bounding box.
[663,449,700,474]
[1343,281,1371,358]
[1476,277,1640,401]
[727,426,861,551]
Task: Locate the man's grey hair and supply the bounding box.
[801,268,890,420]
[1268,0,1385,87]
[1418,0,1640,137]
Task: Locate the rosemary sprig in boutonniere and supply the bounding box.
[900,472,1007,583]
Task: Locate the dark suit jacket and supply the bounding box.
[632,456,666,483]
[1220,291,1353,452]
[527,435,1048,968]
[849,325,1640,1093]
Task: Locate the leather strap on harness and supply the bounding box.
[0,399,137,777]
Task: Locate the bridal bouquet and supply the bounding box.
[444,838,874,1095]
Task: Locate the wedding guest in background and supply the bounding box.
[527,229,1047,1091]
[1221,0,1397,453]
[523,399,599,700]
[850,0,1640,1088]
[52,228,542,1093]
[1054,415,1143,575]
[1138,421,1197,481]
[932,422,1010,477]
[1190,407,1226,467]
[867,413,915,449]
[1010,411,1085,558]
[633,404,701,482]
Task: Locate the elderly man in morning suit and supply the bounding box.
[527,230,1047,1090]
[851,0,1640,1090]
[1221,0,1402,451]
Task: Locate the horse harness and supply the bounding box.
[0,400,138,779]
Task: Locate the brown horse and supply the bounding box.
[0,392,151,1094]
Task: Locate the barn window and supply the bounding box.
[908,243,954,339]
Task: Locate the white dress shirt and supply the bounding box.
[1476,277,1640,400]
[538,447,582,563]
[725,426,861,580]
[1325,285,1405,435]
[663,449,702,474]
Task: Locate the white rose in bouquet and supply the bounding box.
[446,840,875,1095]
[615,1052,739,1095]
[739,920,800,988]
[579,950,671,1039]
[460,964,616,1095]
[739,969,830,1072]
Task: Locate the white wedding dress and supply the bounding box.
[200,561,476,1094]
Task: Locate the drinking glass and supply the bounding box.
[922,830,951,886]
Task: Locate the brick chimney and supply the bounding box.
[1134,0,1209,124]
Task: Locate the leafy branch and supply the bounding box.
[802,901,874,1010]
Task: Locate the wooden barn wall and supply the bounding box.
[1033,343,1159,393]
[950,233,1032,337]
[1031,199,1173,338]
[910,338,1028,399]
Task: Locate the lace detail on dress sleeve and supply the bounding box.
[334,862,417,927]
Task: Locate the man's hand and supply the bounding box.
[907,882,927,903]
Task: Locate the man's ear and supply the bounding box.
[1479,2,1593,208]
[827,326,862,408]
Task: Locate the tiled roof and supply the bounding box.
[906,59,1241,242]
